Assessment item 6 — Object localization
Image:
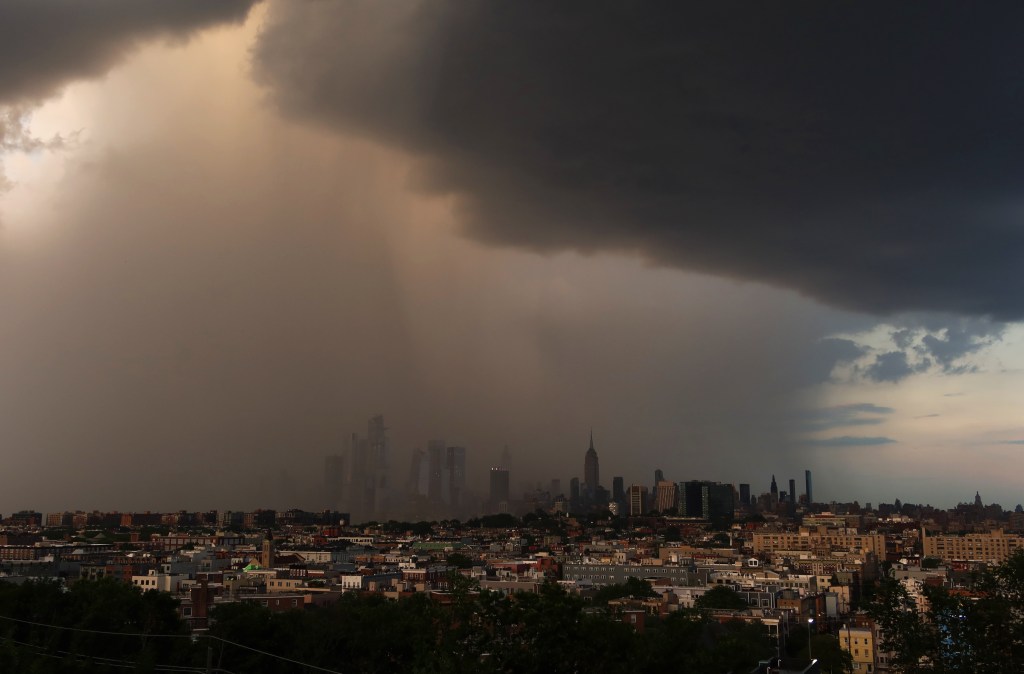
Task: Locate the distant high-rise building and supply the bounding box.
[654,481,678,513]
[489,467,510,512]
[427,440,446,504]
[789,479,797,504]
[447,446,466,507]
[654,468,665,484]
[324,455,346,509]
[407,448,428,497]
[569,477,581,509]
[628,485,648,516]
[349,432,372,519]
[612,477,625,502]
[770,475,779,503]
[551,478,561,496]
[584,431,600,495]
[805,470,813,505]
[739,483,751,507]
[680,481,735,525]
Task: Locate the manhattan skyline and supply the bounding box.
[1,2,1023,512]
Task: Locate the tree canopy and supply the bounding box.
[868,550,1024,673]
[694,585,749,611]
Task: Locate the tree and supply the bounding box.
[695,585,748,611]
[593,577,657,604]
[786,626,852,673]
[867,551,1024,673]
[446,552,475,569]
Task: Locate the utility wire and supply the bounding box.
[0,613,343,673]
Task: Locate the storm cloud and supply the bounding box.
[254,2,1024,319]
[0,0,255,191]
[0,0,255,105]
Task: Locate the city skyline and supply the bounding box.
[2,3,1024,512]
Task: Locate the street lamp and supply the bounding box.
[807,617,815,660]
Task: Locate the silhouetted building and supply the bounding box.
[367,414,390,514]
[680,481,735,525]
[427,440,446,504]
[584,431,600,496]
[407,448,428,497]
[789,478,797,504]
[569,477,581,511]
[805,470,813,505]
[770,475,779,503]
[612,477,625,501]
[489,468,510,513]
[447,446,466,508]
[739,483,751,507]
[324,455,346,510]
[628,485,648,516]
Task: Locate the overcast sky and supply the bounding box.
[2,2,1023,513]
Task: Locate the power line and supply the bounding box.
[0,612,343,673]
[0,613,193,639]
[1,634,213,673]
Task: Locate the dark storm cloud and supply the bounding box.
[864,351,918,383]
[0,1,255,192]
[253,2,1024,319]
[801,403,893,432]
[917,320,1005,373]
[801,337,866,385]
[0,0,255,105]
[801,436,897,448]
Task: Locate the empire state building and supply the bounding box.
[584,430,600,495]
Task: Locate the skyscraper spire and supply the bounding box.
[584,430,599,495]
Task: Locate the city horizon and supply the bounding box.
[2,4,1024,529]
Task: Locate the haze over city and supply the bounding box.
[2,2,1024,513]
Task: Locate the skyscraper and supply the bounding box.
[680,480,735,525]
[770,475,779,503]
[584,431,600,495]
[739,483,751,507]
[489,467,510,513]
[367,414,390,515]
[805,470,813,505]
[447,446,466,508]
[789,478,796,504]
[654,481,678,513]
[427,440,446,504]
[324,454,346,510]
[407,448,428,497]
[628,485,648,516]
[612,477,625,502]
